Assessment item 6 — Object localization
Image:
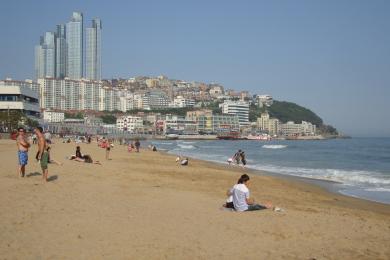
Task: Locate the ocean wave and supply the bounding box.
[364,187,390,192]
[262,145,287,149]
[252,164,390,186]
[177,144,196,149]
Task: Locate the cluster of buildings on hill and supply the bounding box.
[0,11,317,138]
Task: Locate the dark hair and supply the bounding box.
[76,146,80,150]
[35,126,43,133]
[237,174,250,184]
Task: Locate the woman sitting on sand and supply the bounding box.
[226,174,272,211]
[69,146,101,164]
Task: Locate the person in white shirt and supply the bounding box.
[228,174,272,211]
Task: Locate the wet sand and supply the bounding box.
[0,139,389,259]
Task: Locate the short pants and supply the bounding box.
[40,151,49,170]
[246,204,267,211]
[18,151,28,166]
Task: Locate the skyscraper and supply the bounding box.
[56,24,67,79]
[86,18,102,80]
[35,32,56,79]
[66,12,83,79]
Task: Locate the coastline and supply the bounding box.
[1,139,389,259]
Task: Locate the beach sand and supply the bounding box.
[1,139,389,259]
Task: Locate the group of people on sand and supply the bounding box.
[228,149,246,167]
[127,139,141,153]
[16,126,51,181]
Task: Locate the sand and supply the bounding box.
[0,139,389,259]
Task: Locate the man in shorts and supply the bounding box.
[35,127,49,182]
[16,127,30,177]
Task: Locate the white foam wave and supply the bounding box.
[253,164,390,186]
[177,144,196,149]
[262,145,287,149]
[364,187,390,192]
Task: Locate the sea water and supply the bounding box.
[147,138,390,204]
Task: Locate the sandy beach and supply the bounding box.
[0,139,389,259]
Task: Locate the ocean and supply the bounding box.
[146,138,390,205]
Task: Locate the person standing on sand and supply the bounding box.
[35,127,49,182]
[106,140,111,160]
[134,139,140,152]
[233,149,242,165]
[16,127,30,177]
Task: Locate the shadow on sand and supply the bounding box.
[26,172,41,177]
[47,175,58,182]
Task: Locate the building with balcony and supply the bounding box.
[197,114,240,134]
[116,115,143,132]
[43,110,65,122]
[220,100,249,126]
[0,84,40,118]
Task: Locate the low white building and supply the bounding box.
[43,110,65,122]
[116,115,143,132]
[256,95,273,107]
[0,84,40,118]
[280,121,316,136]
[172,96,195,108]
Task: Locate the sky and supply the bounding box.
[0,0,389,137]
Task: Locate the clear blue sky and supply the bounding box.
[1,0,389,137]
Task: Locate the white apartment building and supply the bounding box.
[163,115,198,135]
[142,90,170,110]
[172,96,195,108]
[38,78,122,112]
[116,115,143,132]
[0,84,40,118]
[43,110,65,122]
[220,100,250,126]
[280,121,316,136]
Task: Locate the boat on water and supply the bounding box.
[246,134,271,141]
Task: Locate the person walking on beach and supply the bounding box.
[233,149,242,165]
[35,127,49,182]
[105,140,111,160]
[134,139,140,152]
[240,151,247,167]
[16,127,30,177]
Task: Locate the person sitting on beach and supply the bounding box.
[180,158,189,166]
[152,145,157,152]
[229,174,272,211]
[68,146,101,164]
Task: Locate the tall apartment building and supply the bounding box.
[38,78,115,111]
[56,24,67,78]
[116,116,143,132]
[66,12,83,79]
[86,18,102,80]
[220,100,249,126]
[35,32,56,78]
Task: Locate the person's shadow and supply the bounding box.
[47,175,58,182]
[26,172,41,177]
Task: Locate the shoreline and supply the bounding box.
[159,149,390,214]
[1,139,389,259]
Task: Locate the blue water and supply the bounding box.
[147,138,390,204]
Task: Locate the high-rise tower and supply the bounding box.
[35,32,56,79]
[55,24,67,79]
[66,12,83,79]
[86,18,102,80]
